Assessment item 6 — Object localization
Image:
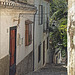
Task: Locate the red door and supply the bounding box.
[9,27,17,75]
[43,41,45,65]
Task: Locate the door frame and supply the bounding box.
[43,41,45,65]
[9,26,17,75]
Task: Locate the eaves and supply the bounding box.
[0,1,36,12]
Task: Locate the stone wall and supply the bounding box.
[0,55,9,75]
[16,51,33,75]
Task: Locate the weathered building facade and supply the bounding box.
[0,0,50,75]
[68,0,75,75]
[34,0,50,71]
[0,0,36,75]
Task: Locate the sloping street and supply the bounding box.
[26,64,67,75]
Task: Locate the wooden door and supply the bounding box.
[9,26,17,75]
[43,41,45,65]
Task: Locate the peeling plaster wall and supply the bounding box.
[0,8,34,64]
[0,9,19,59]
[16,14,34,65]
[0,7,35,75]
[68,0,75,75]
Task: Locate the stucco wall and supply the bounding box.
[68,0,75,75]
[0,8,34,65]
[0,9,18,59]
[34,0,49,70]
[16,14,34,65]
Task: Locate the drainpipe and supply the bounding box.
[33,8,37,71]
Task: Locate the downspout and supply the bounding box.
[33,8,37,71]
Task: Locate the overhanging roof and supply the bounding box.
[0,1,36,11]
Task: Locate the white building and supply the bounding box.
[0,0,36,75]
[34,0,50,71]
[0,0,50,75]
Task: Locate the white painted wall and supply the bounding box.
[16,14,34,65]
[0,9,18,59]
[0,0,49,70]
[0,8,35,65]
[34,0,50,70]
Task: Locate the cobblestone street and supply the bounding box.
[26,64,67,75]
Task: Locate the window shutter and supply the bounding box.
[25,24,29,46]
[41,5,43,24]
[25,20,32,46]
[28,24,32,45]
[47,17,49,29]
[39,5,43,25]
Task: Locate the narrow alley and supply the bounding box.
[26,64,67,75]
[0,0,75,75]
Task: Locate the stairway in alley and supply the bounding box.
[26,64,67,75]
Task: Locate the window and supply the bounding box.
[43,6,45,32]
[47,37,49,49]
[38,44,41,63]
[39,5,43,25]
[46,17,49,29]
[25,20,32,46]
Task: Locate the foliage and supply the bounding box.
[49,0,67,57]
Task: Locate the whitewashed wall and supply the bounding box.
[16,14,34,65]
[0,9,18,59]
[34,0,50,70]
[0,8,34,65]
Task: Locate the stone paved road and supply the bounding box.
[26,64,67,75]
